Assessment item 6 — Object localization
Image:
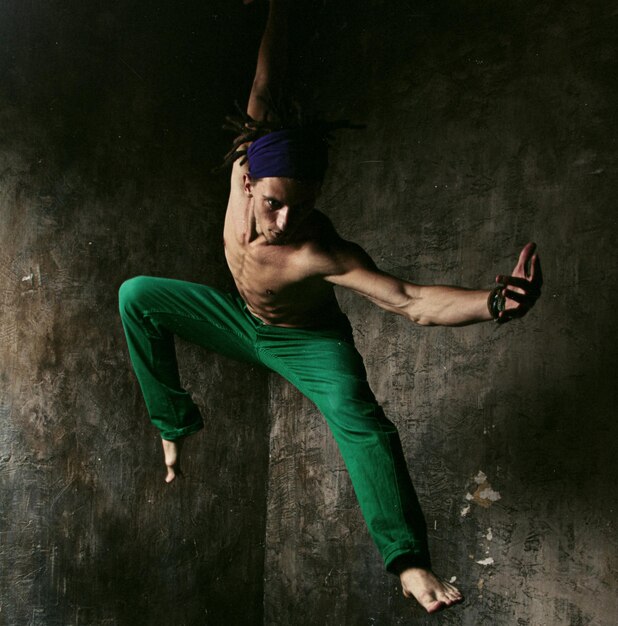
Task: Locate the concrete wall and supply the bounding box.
[264,0,618,624]
[0,2,270,624]
[1,1,617,625]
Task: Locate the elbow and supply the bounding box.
[252,75,269,93]
[403,298,436,326]
[249,76,272,106]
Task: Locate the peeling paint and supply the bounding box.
[469,471,502,508]
[19,264,41,292]
[478,487,501,502]
[474,470,487,484]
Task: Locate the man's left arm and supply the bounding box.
[324,241,542,327]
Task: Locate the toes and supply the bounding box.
[443,591,462,605]
[426,600,447,614]
[400,569,463,613]
[441,582,463,602]
[165,464,184,483]
[425,588,463,612]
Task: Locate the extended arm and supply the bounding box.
[325,241,542,327]
[228,1,289,193]
[247,0,288,121]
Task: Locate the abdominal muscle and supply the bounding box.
[224,215,342,328]
[241,284,342,328]
[226,244,342,328]
[222,166,345,328]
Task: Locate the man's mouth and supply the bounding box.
[269,230,285,242]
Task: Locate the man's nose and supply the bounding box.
[275,206,289,231]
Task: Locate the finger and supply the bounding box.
[496,274,528,288]
[497,307,526,323]
[531,254,543,288]
[526,253,536,280]
[514,242,537,277]
[523,244,537,278]
[496,275,541,295]
[503,289,537,305]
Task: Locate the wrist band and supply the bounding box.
[487,285,506,322]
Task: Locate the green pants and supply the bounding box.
[118,275,429,572]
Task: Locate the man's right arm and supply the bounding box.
[246,0,288,122]
[229,0,289,193]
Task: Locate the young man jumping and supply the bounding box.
[119,0,542,614]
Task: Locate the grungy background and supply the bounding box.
[1,0,616,625]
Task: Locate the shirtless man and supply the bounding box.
[119,0,542,614]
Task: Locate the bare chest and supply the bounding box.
[222,200,337,324]
[224,231,305,295]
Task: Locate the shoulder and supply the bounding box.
[305,210,339,242]
[298,211,377,277]
[299,210,343,256]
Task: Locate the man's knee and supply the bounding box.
[324,383,395,436]
[118,275,154,315]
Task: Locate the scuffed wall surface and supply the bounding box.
[0,2,270,624]
[1,0,617,625]
[265,0,618,624]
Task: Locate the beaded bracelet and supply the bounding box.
[487,285,507,322]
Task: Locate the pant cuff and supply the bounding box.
[384,546,432,575]
[159,419,204,441]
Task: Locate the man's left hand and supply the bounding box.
[495,242,543,323]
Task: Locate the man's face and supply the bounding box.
[245,176,321,245]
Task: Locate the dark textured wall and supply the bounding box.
[264,1,618,625]
[0,2,270,624]
[1,1,617,625]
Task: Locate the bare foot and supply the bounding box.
[400,567,464,613]
[161,438,184,483]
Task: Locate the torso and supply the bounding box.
[223,161,343,328]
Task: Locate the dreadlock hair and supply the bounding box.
[217,92,364,173]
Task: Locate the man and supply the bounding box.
[119,0,542,614]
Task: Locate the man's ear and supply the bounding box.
[243,174,253,197]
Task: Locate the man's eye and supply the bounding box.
[267,199,281,209]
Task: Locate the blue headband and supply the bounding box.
[247,128,329,181]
